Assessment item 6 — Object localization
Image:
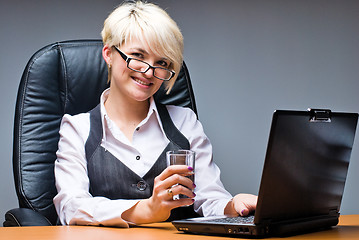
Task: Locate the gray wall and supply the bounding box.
[1,0,358,224]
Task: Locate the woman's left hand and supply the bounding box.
[224,193,258,217]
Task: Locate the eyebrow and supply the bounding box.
[129,47,170,62]
[128,47,148,55]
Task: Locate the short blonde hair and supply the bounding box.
[101,1,184,93]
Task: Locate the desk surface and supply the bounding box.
[1,215,358,240]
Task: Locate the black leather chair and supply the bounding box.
[4,40,197,226]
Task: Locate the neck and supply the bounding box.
[104,91,150,141]
[105,93,150,124]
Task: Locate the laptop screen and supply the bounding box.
[254,110,358,224]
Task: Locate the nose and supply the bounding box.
[143,66,155,78]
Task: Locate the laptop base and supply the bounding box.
[173,215,338,237]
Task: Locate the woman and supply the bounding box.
[54,1,257,227]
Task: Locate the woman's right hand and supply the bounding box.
[121,165,196,224]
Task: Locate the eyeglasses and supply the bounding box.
[113,46,175,81]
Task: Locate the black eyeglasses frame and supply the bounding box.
[113,46,175,81]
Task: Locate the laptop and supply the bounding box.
[172,108,358,237]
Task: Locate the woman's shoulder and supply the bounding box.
[61,112,90,125]
[59,112,91,137]
[164,105,210,146]
[165,105,201,132]
[165,105,197,121]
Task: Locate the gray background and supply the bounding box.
[1,0,358,224]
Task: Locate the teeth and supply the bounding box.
[134,78,150,86]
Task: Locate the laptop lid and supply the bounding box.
[255,109,358,225]
[172,109,358,237]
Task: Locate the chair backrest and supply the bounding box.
[13,40,197,225]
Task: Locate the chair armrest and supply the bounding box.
[3,208,52,226]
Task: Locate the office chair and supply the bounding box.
[4,40,197,226]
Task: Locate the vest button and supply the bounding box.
[136,181,147,191]
[136,155,140,160]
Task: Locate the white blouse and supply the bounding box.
[54,89,232,227]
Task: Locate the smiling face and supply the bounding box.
[103,38,168,104]
[101,1,184,94]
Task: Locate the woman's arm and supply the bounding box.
[168,106,231,216]
[54,114,138,227]
[168,105,257,217]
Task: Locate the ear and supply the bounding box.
[102,44,112,65]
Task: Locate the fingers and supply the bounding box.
[168,184,196,199]
[135,166,196,224]
[157,165,194,181]
[166,188,174,198]
[161,196,194,211]
[150,165,196,214]
[165,187,195,206]
[166,174,195,191]
[149,185,194,214]
[233,194,258,216]
[237,203,249,216]
[168,197,195,208]
[154,165,195,193]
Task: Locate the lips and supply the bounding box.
[132,77,152,86]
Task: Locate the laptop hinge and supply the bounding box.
[329,209,339,216]
[308,108,331,122]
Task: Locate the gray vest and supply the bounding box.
[85,102,199,221]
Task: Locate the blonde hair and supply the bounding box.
[101,1,184,93]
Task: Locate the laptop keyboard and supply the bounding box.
[204,215,255,224]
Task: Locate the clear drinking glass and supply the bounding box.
[166,150,195,200]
